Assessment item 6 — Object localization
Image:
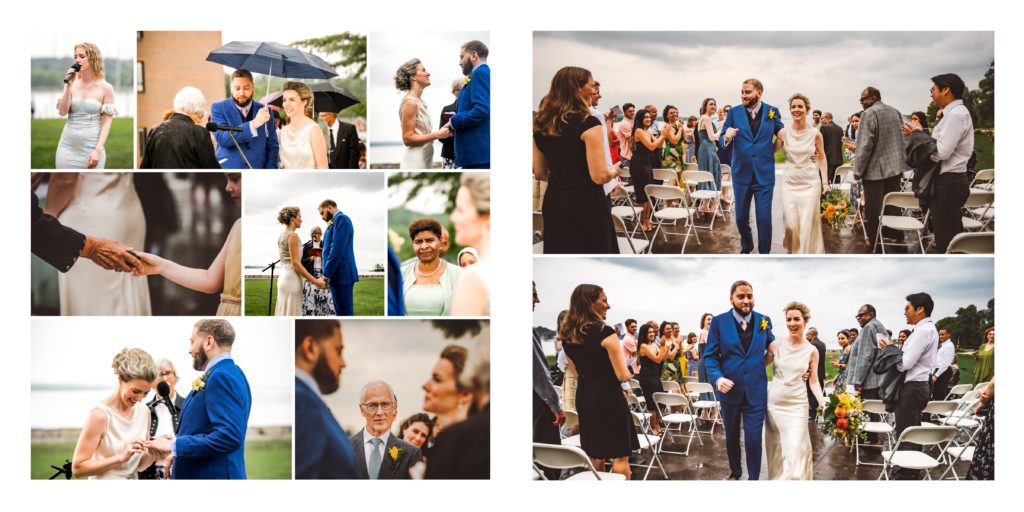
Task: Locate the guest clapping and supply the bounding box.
[630,109,664,232]
[401,218,461,316]
[140,87,220,169]
[637,323,678,435]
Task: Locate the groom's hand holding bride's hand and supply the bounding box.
[145,435,173,454]
[717,377,734,393]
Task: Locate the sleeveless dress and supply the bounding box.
[781,127,826,254]
[637,344,663,412]
[834,346,850,391]
[697,116,722,191]
[216,218,241,316]
[89,402,149,479]
[401,96,434,169]
[301,240,335,316]
[630,138,656,203]
[56,98,116,169]
[58,173,151,315]
[765,340,817,480]
[661,124,686,173]
[274,230,303,316]
[279,123,317,169]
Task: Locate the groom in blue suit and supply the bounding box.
[319,199,359,316]
[448,40,490,169]
[705,280,774,480]
[146,319,251,479]
[295,319,358,479]
[720,78,784,254]
[210,69,279,169]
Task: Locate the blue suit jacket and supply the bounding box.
[295,377,358,479]
[704,311,774,407]
[210,98,279,169]
[451,63,490,167]
[173,358,251,479]
[322,212,359,285]
[720,102,784,186]
[386,245,406,316]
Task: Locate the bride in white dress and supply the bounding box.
[275,207,327,316]
[776,93,829,254]
[450,173,490,316]
[764,301,826,480]
[278,81,329,169]
[395,58,451,169]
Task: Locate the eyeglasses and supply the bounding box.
[159,371,176,378]
[854,313,869,319]
[360,402,395,412]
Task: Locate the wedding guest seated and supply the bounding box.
[396,412,434,449]
[140,87,220,169]
[350,381,421,479]
[400,218,461,316]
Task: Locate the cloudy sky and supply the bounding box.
[368,31,489,160]
[320,320,488,434]
[534,32,993,123]
[244,173,386,273]
[32,317,292,428]
[533,257,993,349]
[32,31,135,60]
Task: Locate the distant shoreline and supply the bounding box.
[32,426,291,443]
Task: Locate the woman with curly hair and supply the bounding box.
[395,58,452,169]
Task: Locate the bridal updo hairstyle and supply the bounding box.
[533,66,593,138]
[394,58,422,92]
[783,301,811,320]
[75,42,105,80]
[283,81,315,120]
[440,344,471,394]
[278,206,301,225]
[111,348,158,383]
[460,173,490,216]
[789,92,811,111]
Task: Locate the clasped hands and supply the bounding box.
[438,122,455,139]
[82,235,146,273]
[716,370,811,393]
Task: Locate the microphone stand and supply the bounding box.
[262,260,280,315]
[49,460,72,479]
[225,130,254,170]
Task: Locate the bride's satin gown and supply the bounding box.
[781,127,825,254]
[400,96,434,169]
[765,340,817,480]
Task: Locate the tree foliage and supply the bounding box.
[387,172,462,212]
[935,297,994,349]
[291,32,366,79]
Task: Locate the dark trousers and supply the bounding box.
[732,177,774,254]
[807,378,825,419]
[930,172,970,253]
[329,282,355,316]
[533,392,561,480]
[827,162,842,185]
[462,162,489,169]
[859,387,880,400]
[932,367,954,401]
[895,381,931,447]
[863,174,904,250]
[721,396,765,480]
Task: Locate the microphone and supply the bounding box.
[157,381,173,406]
[206,122,243,133]
[64,63,81,84]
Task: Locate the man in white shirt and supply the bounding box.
[932,327,957,400]
[350,380,421,479]
[880,292,938,446]
[908,73,974,253]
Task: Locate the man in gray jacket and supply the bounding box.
[847,304,887,400]
[853,87,906,251]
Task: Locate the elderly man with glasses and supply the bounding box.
[350,380,421,479]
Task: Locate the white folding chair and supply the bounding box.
[961,190,995,232]
[720,163,735,214]
[874,192,928,254]
[680,376,699,400]
[533,211,544,254]
[651,168,680,215]
[610,166,648,242]
[532,443,627,481]
[855,399,896,466]
[653,392,702,456]
[684,162,699,171]
[944,383,973,400]
[970,168,994,191]
[661,380,681,393]
[920,400,959,427]
[625,392,652,430]
[630,411,668,480]
[560,409,581,448]
[973,382,990,391]
[878,426,958,480]
[611,212,650,254]
[945,232,993,254]
[938,414,986,480]
[685,381,721,434]
[682,169,723,230]
[645,184,700,254]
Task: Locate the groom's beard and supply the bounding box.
[312,354,340,395]
[461,60,473,76]
[192,350,209,371]
[322,210,335,223]
[733,305,752,316]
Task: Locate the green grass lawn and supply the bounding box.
[244,277,384,316]
[32,118,134,169]
[31,438,291,480]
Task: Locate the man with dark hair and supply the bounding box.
[210,68,279,169]
[531,283,564,480]
[847,304,886,400]
[932,327,956,400]
[805,327,827,419]
[319,199,359,315]
[294,320,358,479]
[812,109,822,129]
[854,86,906,251]
[618,103,636,166]
[906,73,973,252]
[879,293,937,464]
[820,112,845,184]
[448,40,490,169]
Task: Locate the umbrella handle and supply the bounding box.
[264,61,273,137]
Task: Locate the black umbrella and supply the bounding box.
[206,41,338,80]
[263,82,360,113]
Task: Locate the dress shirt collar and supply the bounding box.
[732,309,753,325]
[363,428,391,447]
[204,352,232,372]
[295,368,323,400]
[747,101,762,118]
[939,99,964,117]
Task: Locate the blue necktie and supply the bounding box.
[368,438,383,479]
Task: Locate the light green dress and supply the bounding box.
[401,260,460,316]
[975,344,994,384]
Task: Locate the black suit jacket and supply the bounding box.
[146,392,185,437]
[820,122,845,169]
[300,239,316,276]
[327,121,361,169]
[31,192,86,273]
[349,430,421,479]
[140,113,221,169]
[425,404,489,479]
[439,101,458,161]
[806,338,828,406]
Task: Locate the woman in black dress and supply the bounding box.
[636,323,676,435]
[630,110,665,232]
[560,284,637,478]
[533,66,621,254]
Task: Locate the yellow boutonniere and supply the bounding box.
[760,318,769,330]
[768,109,775,120]
[389,446,403,461]
[191,372,209,392]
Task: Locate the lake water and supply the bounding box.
[32,387,291,429]
[368,141,443,168]
[31,89,135,119]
